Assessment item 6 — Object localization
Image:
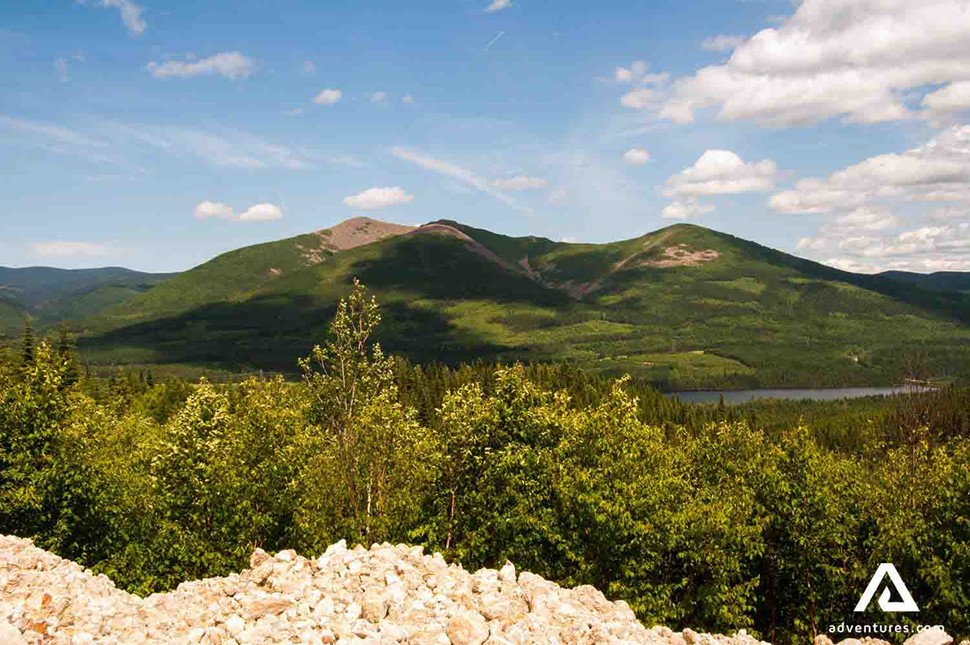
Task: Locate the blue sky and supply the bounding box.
[1,0,969,273]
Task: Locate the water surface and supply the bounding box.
[666,386,921,405]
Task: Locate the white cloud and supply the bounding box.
[770,125,970,215]
[614,61,648,83]
[922,81,970,118]
[343,187,414,210]
[402,94,415,104]
[484,0,511,13]
[823,207,900,235]
[622,148,651,165]
[312,88,342,105]
[665,149,776,197]
[492,175,547,190]
[88,0,146,36]
[701,35,745,52]
[32,241,112,258]
[391,147,532,215]
[776,125,970,271]
[194,200,235,219]
[368,91,388,104]
[661,150,775,220]
[147,52,256,80]
[193,200,283,222]
[303,60,316,74]
[662,199,714,220]
[238,203,283,221]
[931,206,970,221]
[620,88,657,110]
[658,0,970,126]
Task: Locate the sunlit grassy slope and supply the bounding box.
[81,220,970,389]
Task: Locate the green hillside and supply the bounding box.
[0,266,176,335]
[82,219,970,389]
[880,270,970,294]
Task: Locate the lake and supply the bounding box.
[666,386,923,405]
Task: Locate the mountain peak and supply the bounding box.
[317,217,415,252]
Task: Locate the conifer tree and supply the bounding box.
[20,318,35,371]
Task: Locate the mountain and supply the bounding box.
[81,218,970,389]
[879,270,970,294]
[0,266,177,338]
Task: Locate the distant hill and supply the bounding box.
[81,218,970,389]
[880,270,970,294]
[0,266,176,337]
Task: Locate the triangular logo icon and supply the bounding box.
[854,563,919,613]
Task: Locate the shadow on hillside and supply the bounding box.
[349,234,571,307]
[81,294,532,374]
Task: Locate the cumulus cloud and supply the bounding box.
[194,200,235,219]
[368,91,388,104]
[402,94,415,104]
[193,200,283,222]
[147,52,256,80]
[238,203,283,221]
[665,149,776,197]
[614,61,648,84]
[620,88,658,110]
[922,81,970,118]
[622,148,651,165]
[658,0,970,126]
[660,150,775,220]
[484,0,511,13]
[343,187,414,210]
[771,125,970,215]
[492,175,547,190]
[85,0,146,36]
[701,35,745,52]
[778,126,970,272]
[662,199,714,220]
[312,88,342,105]
[391,147,532,215]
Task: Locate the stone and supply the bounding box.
[904,630,954,645]
[0,617,28,645]
[1,533,956,645]
[445,612,489,645]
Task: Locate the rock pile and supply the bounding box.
[0,534,960,645]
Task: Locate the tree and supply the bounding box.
[294,279,436,550]
[20,318,35,371]
[56,323,81,388]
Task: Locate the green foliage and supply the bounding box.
[80,221,970,389]
[293,279,436,551]
[0,266,174,336]
[1,283,968,644]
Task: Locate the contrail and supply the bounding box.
[484,31,505,51]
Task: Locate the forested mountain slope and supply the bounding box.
[79,218,970,388]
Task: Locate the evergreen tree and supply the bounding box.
[56,323,80,388]
[20,318,35,371]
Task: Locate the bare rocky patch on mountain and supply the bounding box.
[642,244,721,268]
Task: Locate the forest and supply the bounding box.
[1,281,968,644]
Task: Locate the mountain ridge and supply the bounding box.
[72,217,970,389]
